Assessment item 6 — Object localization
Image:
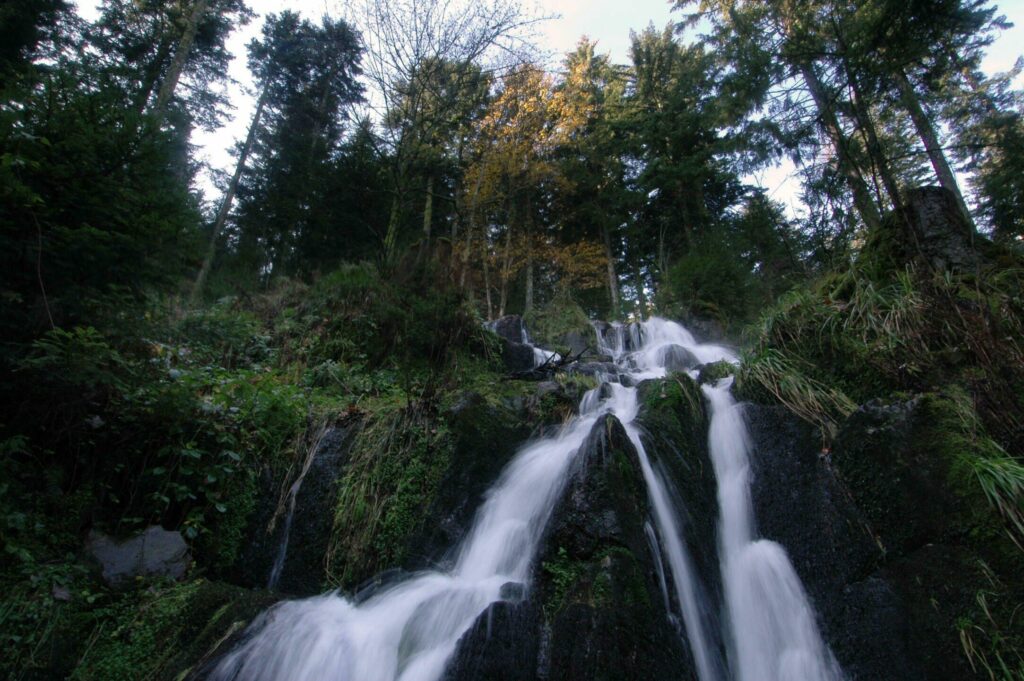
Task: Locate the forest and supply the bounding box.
[1,0,1023,679]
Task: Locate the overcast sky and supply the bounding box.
[75,0,1024,211]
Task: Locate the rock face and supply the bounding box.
[236,423,356,594]
[744,403,923,681]
[634,376,722,616]
[829,396,1022,681]
[86,525,191,587]
[403,392,532,571]
[445,415,693,681]
[900,186,981,272]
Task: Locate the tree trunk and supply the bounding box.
[498,223,513,318]
[482,225,494,320]
[895,69,974,225]
[135,38,173,116]
[422,173,434,242]
[460,170,483,289]
[191,82,268,302]
[634,262,647,320]
[383,192,402,265]
[523,212,534,318]
[154,0,209,117]
[602,223,620,319]
[800,61,882,230]
[846,65,902,210]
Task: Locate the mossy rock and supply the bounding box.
[697,360,734,385]
[446,415,695,681]
[832,393,1024,678]
[523,290,593,354]
[634,375,722,629]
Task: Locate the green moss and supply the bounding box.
[68,579,276,681]
[524,289,592,351]
[697,360,734,385]
[542,545,649,615]
[638,375,706,453]
[326,405,455,587]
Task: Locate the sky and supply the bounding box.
[75,0,1024,211]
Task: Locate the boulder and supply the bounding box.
[501,340,537,374]
[660,344,700,373]
[489,315,527,344]
[561,329,592,357]
[86,525,191,587]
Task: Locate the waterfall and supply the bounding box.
[702,381,843,681]
[209,317,839,681]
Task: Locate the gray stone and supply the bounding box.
[501,340,538,373]
[86,525,190,587]
[489,315,527,344]
[660,344,699,373]
[901,186,981,272]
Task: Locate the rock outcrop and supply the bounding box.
[445,415,694,681]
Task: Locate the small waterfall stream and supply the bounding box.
[702,382,843,681]
[209,317,840,681]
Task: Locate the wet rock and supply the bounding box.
[86,525,191,587]
[744,403,922,680]
[404,394,531,572]
[499,581,527,602]
[696,360,733,385]
[501,340,537,374]
[442,600,541,681]
[538,415,695,680]
[446,415,694,681]
[489,315,527,343]
[660,344,699,373]
[236,424,356,594]
[567,361,618,379]
[635,377,723,626]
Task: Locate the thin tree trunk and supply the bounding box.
[383,192,401,265]
[482,225,494,320]
[634,262,647,320]
[800,61,882,230]
[422,174,434,242]
[895,69,973,224]
[154,0,209,117]
[191,82,268,302]
[602,223,620,319]
[523,210,533,318]
[498,223,513,318]
[460,170,483,289]
[135,38,173,115]
[846,67,902,210]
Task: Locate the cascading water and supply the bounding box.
[209,317,840,681]
[702,381,843,681]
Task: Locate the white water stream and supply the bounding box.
[210,317,840,681]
